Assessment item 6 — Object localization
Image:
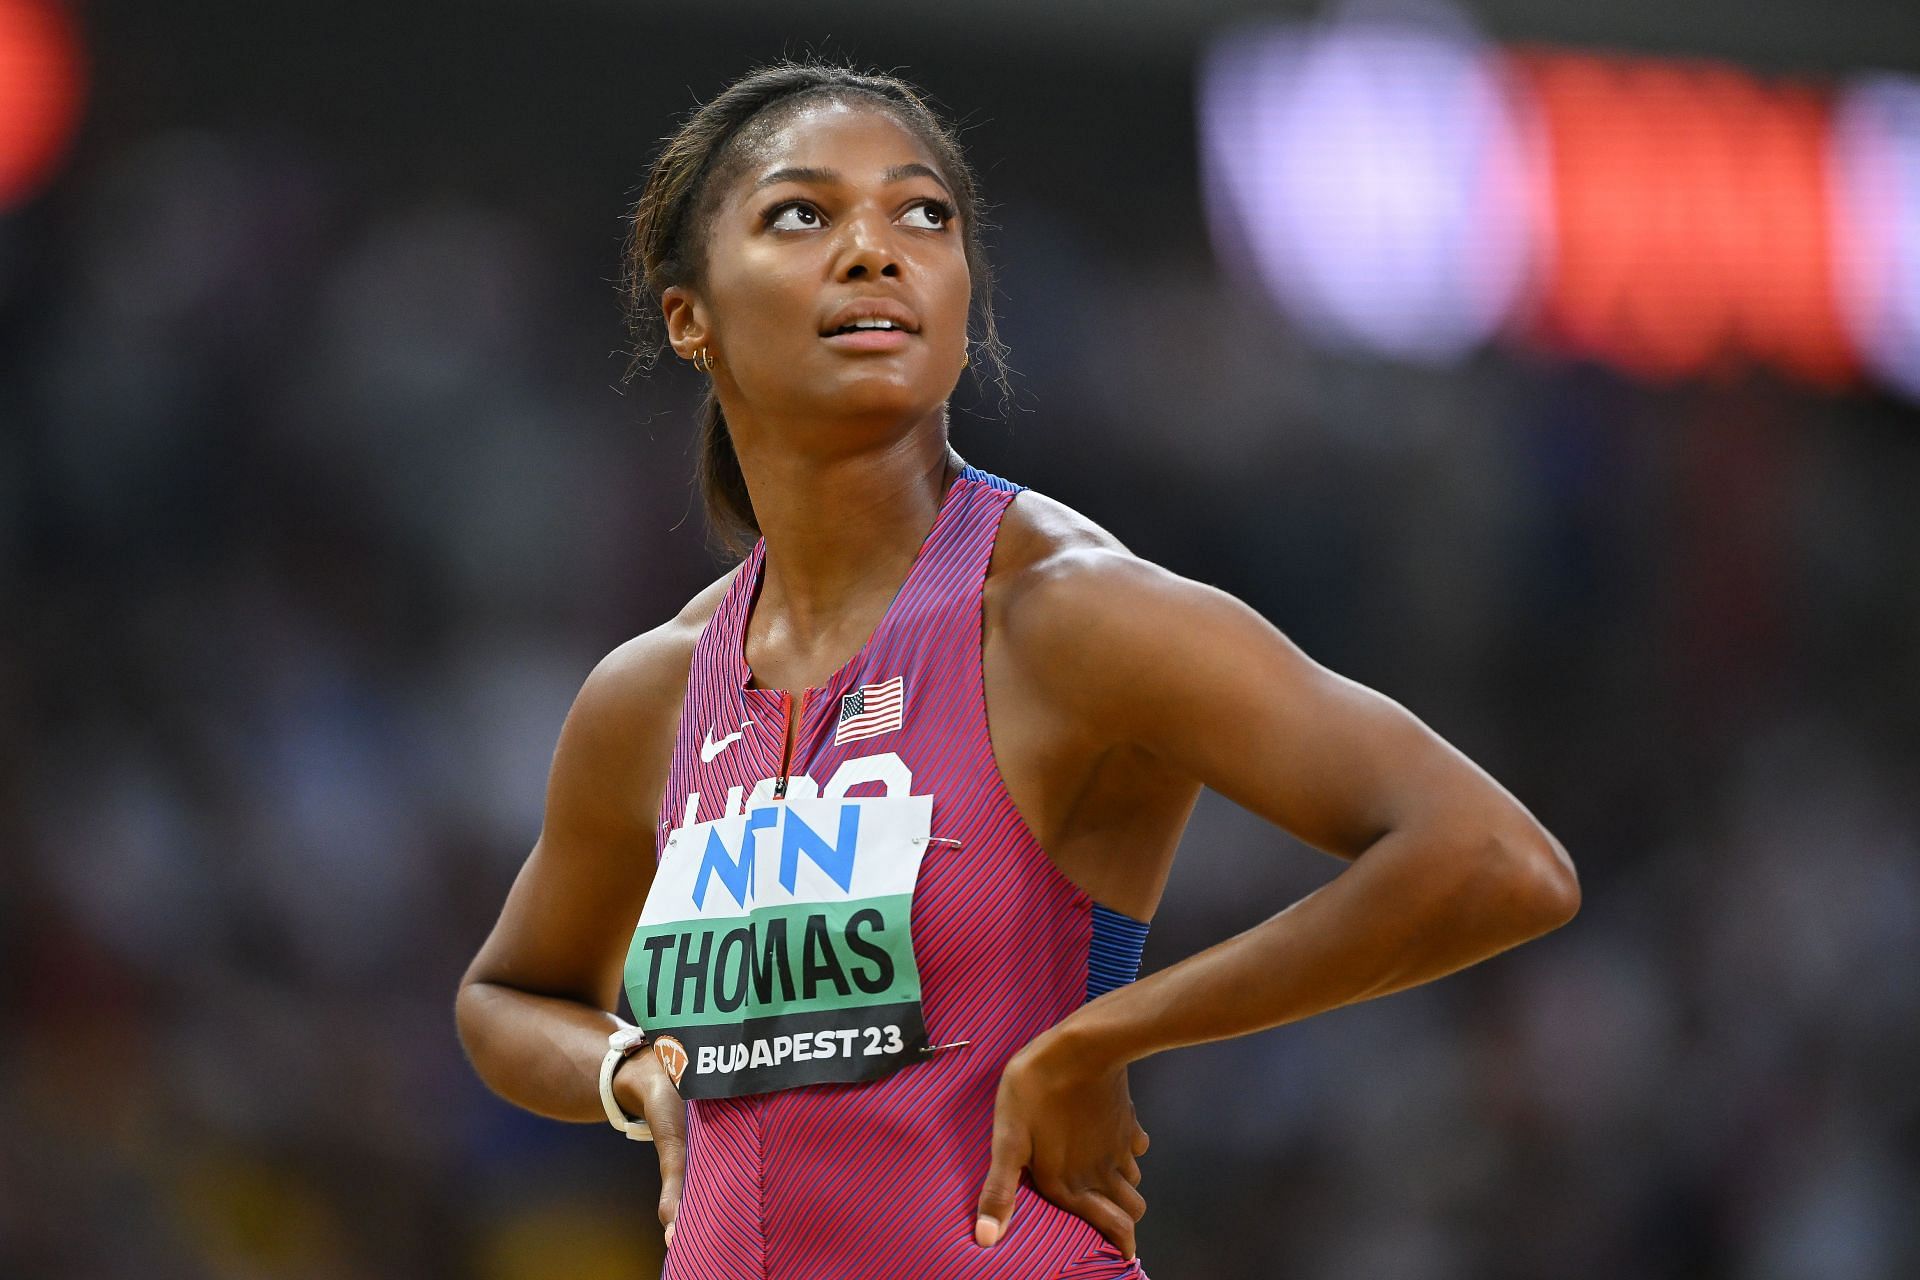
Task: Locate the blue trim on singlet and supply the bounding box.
[958,461,1025,493]
[1086,902,1151,1002]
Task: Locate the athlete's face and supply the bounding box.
[663,102,972,436]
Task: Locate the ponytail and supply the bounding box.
[695,392,757,558]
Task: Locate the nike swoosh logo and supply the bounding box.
[700,722,750,763]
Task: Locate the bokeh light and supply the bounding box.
[1201,11,1529,363]
[1829,75,1920,401]
[0,0,85,210]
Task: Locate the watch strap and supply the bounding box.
[598,1021,654,1142]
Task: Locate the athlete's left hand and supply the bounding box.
[974,1026,1150,1259]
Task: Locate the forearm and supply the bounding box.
[455,981,628,1124]
[1064,825,1577,1066]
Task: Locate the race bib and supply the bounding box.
[626,753,933,1099]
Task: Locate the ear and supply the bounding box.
[662,286,708,359]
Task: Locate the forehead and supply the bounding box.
[730,99,943,192]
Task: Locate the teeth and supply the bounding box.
[843,319,898,331]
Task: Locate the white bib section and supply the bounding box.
[643,752,933,927]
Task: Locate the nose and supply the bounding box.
[835,210,901,281]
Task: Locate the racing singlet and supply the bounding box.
[630,461,1154,1279]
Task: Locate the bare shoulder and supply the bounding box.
[987,485,1274,740]
[563,565,739,758]
[988,486,1211,641]
[988,485,1132,579]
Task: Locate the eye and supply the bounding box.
[766,200,823,231]
[904,198,955,230]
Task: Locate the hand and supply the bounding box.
[973,1026,1150,1260]
[613,1047,689,1247]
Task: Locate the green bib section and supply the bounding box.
[627,893,918,1028]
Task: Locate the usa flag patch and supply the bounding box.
[835,675,905,745]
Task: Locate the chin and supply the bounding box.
[809,383,939,427]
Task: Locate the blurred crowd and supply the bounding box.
[4,29,1919,1280]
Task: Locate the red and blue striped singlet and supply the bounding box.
[642,462,1153,1279]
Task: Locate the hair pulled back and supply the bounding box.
[622,59,1013,559]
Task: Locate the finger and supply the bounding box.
[1107,1175,1147,1223]
[644,1083,690,1229]
[1119,1151,1143,1187]
[1131,1125,1150,1157]
[1069,1188,1137,1261]
[974,1117,1030,1247]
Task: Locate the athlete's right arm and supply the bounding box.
[454,606,707,1236]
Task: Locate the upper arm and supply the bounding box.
[459,618,697,1012]
[1004,549,1563,867]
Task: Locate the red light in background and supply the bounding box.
[1511,51,1856,389]
[0,0,85,211]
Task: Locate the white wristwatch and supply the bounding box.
[599,1021,654,1142]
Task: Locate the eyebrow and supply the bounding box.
[751,162,952,196]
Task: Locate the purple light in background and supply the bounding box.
[1199,10,1529,363]
[1829,76,1920,403]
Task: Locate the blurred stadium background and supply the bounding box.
[3,0,1917,1276]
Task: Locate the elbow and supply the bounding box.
[1496,822,1581,935]
[453,979,480,1060]
[453,973,498,1066]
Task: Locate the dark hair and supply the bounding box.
[620,58,1013,559]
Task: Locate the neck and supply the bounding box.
[733,421,961,643]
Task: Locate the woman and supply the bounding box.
[454,60,1580,1279]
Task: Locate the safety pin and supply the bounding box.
[914,837,964,849]
[920,1039,972,1055]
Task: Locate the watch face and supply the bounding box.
[653,1035,689,1088]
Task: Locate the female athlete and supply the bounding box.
[454,59,1580,1279]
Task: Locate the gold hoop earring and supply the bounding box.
[693,347,715,375]
[961,351,970,369]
